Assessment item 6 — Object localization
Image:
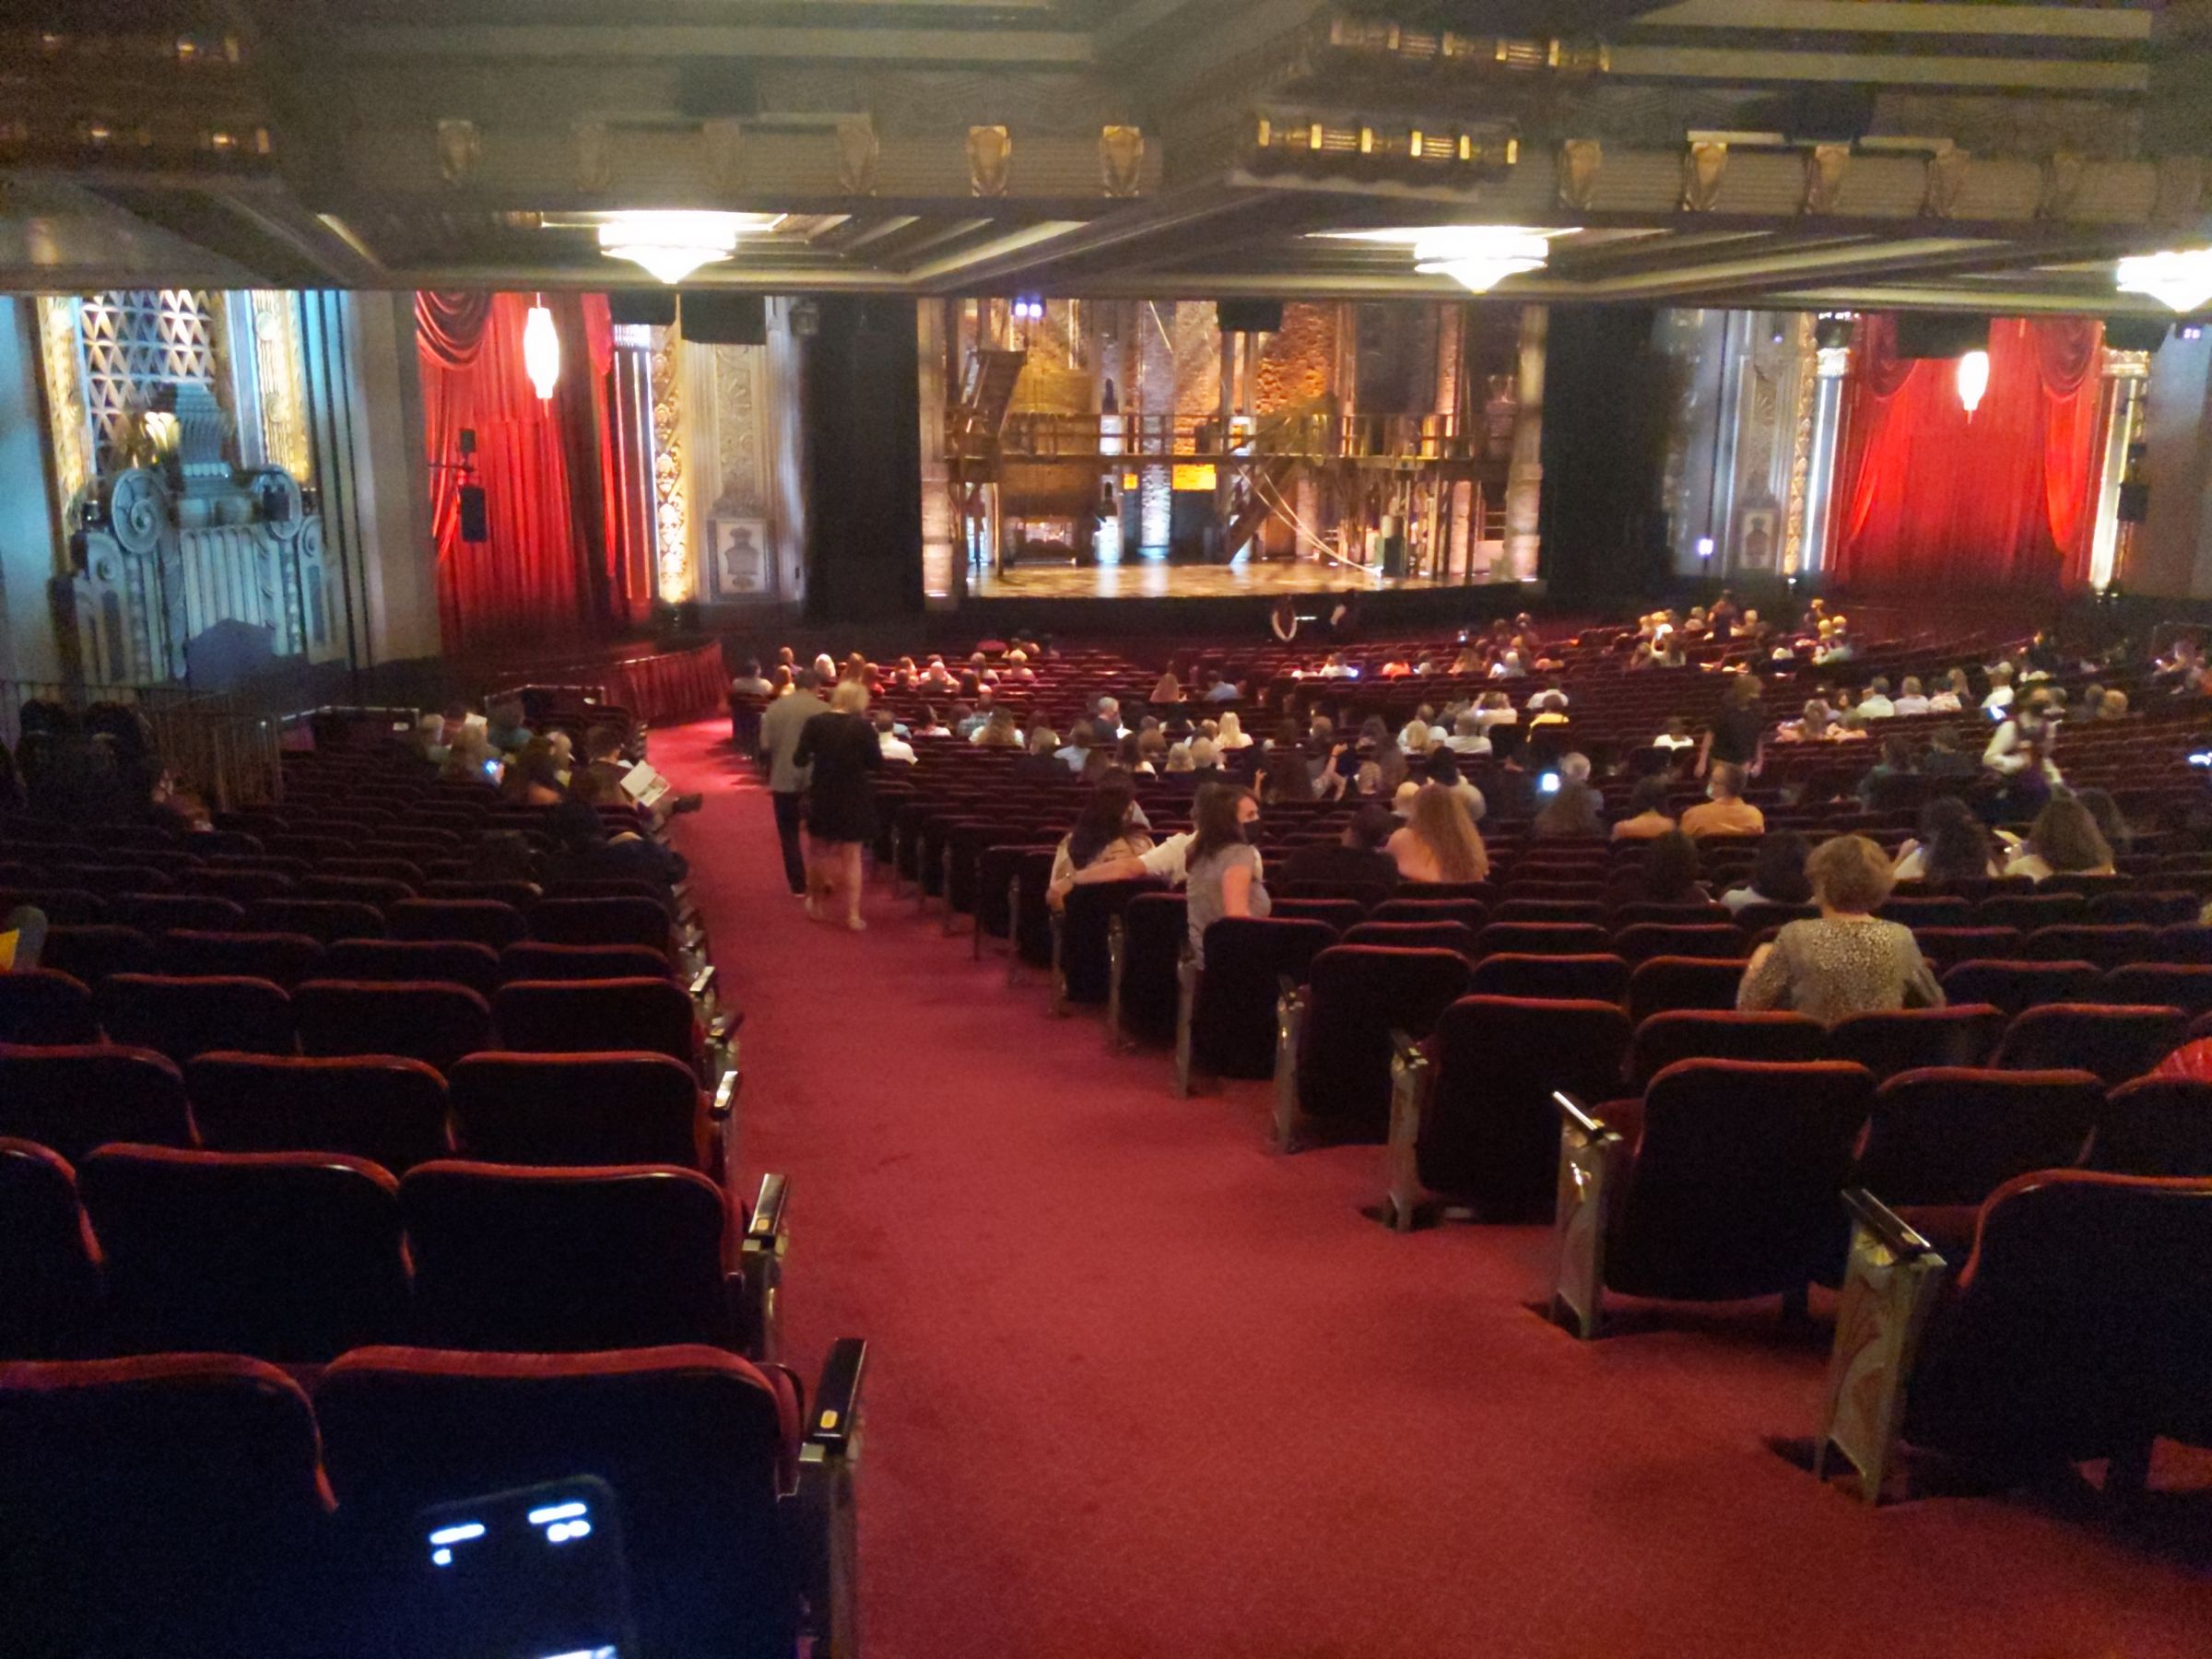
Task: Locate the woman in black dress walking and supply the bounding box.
[794,679,882,930]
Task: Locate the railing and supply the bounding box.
[969,410,1502,465]
[2,678,285,810]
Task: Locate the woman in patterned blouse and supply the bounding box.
[1736,834,1943,1025]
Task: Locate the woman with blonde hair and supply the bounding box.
[1387,783,1491,883]
[1215,709,1253,749]
[794,678,883,930]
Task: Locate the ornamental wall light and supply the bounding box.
[2116,248,2212,314]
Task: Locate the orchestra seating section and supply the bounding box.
[0,712,864,1656]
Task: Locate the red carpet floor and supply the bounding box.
[656,719,2212,1657]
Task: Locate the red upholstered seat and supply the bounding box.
[1190,917,1339,1079]
[0,1353,335,1654]
[1992,1004,2187,1085]
[494,976,700,1070]
[1609,923,1744,966]
[0,1137,101,1359]
[1343,919,1477,957]
[1494,898,1606,925]
[185,1052,452,1173]
[1878,895,1974,929]
[1473,921,1610,959]
[1292,945,1472,1141]
[112,893,247,935]
[0,969,100,1046]
[1468,951,1630,1003]
[1268,896,1365,932]
[1938,959,2097,1018]
[154,928,327,988]
[498,940,671,984]
[527,895,674,957]
[244,897,385,944]
[1852,1066,2104,1206]
[2149,924,2212,964]
[1911,927,2023,971]
[401,1160,740,1351]
[1371,897,1488,931]
[1826,1005,2006,1081]
[1975,892,2089,932]
[1628,1010,1827,1088]
[1114,892,1188,1045]
[1408,996,1632,1218]
[386,897,529,949]
[2018,924,2158,969]
[448,1051,705,1169]
[293,979,494,1072]
[38,924,153,989]
[77,1144,407,1362]
[1626,955,1747,1022]
[315,1345,803,1659]
[324,937,503,998]
[96,973,294,1061]
[0,1042,193,1165]
[1056,877,1169,1006]
[2090,1077,2212,1177]
[2086,889,2200,927]
[2100,963,2212,1017]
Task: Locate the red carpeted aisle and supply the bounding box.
[655,719,2212,1658]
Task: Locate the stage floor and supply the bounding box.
[968,558,1458,599]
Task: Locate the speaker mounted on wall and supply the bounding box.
[681,293,768,346]
[458,485,489,545]
[1217,300,1284,335]
[2103,317,2171,353]
[2117,482,2151,524]
[1893,312,1992,359]
[607,290,677,329]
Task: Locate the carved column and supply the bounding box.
[1135,300,1176,555]
[2088,348,2150,591]
[1504,304,1547,581]
[1799,327,1853,578]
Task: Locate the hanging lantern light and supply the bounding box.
[1955,348,1989,418]
[523,298,561,400]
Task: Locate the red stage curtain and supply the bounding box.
[1830,314,2105,592]
[415,291,632,653]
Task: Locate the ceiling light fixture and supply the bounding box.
[1313,225,1570,294]
[594,210,782,286]
[2116,247,2212,315]
[523,298,560,400]
[1955,348,1989,418]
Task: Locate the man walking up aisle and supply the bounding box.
[759,667,829,897]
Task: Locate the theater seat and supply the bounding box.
[244,897,385,944]
[1278,945,1471,1149]
[186,1052,453,1174]
[1053,877,1168,1012]
[1826,1005,2006,1081]
[324,937,504,998]
[1551,1059,1875,1338]
[314,1340,865,1659]
[1386,996,1632,1225]
[77,1144,408,1362]
[1182,917,1338,1089]
[1468,952,1630,1004]
[1474,921,1610,959]
[1939,959,2097,1018]
[0,1354,337,1654]
[38,924,153,989]
[1371,898,1488,932]
[0,1137,101,1359]
[154,928,327,989]
[386,897,529,950]
[1343,919,1477,956]
[1608,923,1744,966]
[1817,1173,2212,1502]
[2101,963,2212,1018]
[2018,924,2158,969]
[0,1042,194,1165]
[96,972,295,1062]
[1627,1010,1826,1089]
[494,977,707,1073]
[1627,956,1747,1022]
[293,979,494,1072]
[1992,1004,2186,1085]
[2089,1077,2212,1177]
[527,894,673,958]
[497,939,670,985]
[1850,1067,2103,1206]
[0,968,100,1046]
[448,1051,712,1171]
[1109,892,1187,1049]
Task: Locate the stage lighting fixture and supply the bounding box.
[1011,295,1046,322]
[1955,348,1989,417]
[1696,535,1715,562]
[1312,225,1568,293]
[523,300,560,399]
[2116,248,2212,315]
[595,211,782,285]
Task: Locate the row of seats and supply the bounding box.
[4,889,681,949]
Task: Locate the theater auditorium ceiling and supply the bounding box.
[6,1,2204,315]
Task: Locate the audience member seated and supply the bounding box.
[1632,830,1711,906]
[1610,776,1677,842]
[1737,835,1944,1024]
[2005,795,2116,882]
[1678,762,1764,839]
[1048,775,1155,909]
[549,785,687,888]
[1285,805,1401,893]
[1917,724,1981,782]
[1857,735,1916,809]
[1891,796,2001,883]
[1388,785,1491,884]
[1721,831,1812,915]
[1534,778,1606,839]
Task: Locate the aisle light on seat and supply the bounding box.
[1955,348,1989,418]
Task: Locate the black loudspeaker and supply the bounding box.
[2118,482,2151,524]
[1218,300,1284,335]
[458,485,489,545]
[1894,312,1991,359]
[2105,317,2171,353]
[682,294,767,345]
[607,290,677,328]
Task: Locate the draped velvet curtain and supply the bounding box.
[415,291,630,652]
[1830,314,2105,592]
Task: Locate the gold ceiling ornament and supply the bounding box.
[702,119,746,194]
[835,116,879,195]
[434,118,479,187]
[2038,150,2085,219]
[572,122,611,194]
[967,124,1011,197]
[1804,144,1850,216]
[1100,124,1145,197]
[1680,139,1726,212]
[2152,155,2206,229]
[1557,138,1601,210]
[1922,148,1968,219]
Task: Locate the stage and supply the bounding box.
[968,555,1468,601]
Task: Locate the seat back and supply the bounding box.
[1417,996,1632,1216]
[1117,892,1188,1044]
[1297,946,1473,1136]
[293,979,494,1072]
[1976,892,2089,931]
[39,924,153,989]
[447,1052,701,1168]
[497,941,671,985]
[1609,923,1744,966]
[1473,921,1610,959]
[186,1053,452,1173]
[1343,919,1477,956]
[78,1145,406,1361]
[1493,898,1606,926]
[244,898,385,943]
[1911,927,2023,971]
[95,973,295,1061]
[1904,1171,2212,1460]
[1993,1004,2187,1085]
[1853,1066,2104,1205]
[324,937,504,997]
[154,929,327,989]
[1606,1060,1875,1301]
[1268,896,1365,932]
[402,1161,731,1350]
[0,1042,193,1165]
[1060,877,1168,1005]
[0,1138,100,1359]
[2091,1077,2212,1177]
[0,1354,332,1653]
[386,898,530,949]
[1371,898,1488,931]
[314,1346,797,1659]
[493,977,697,1067]
[1628,1010,1828,1088]
[1826,1004,2006,1081]
[1939,959,2097,1017]
[0,969,99,1045]
[1467,951,1630,1003]
[1191,917,1339,1078]
[526,896,673,957]
[2019,924,2157,969]
[2101,963,2212,1017]
[1626,955,1747,1022]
